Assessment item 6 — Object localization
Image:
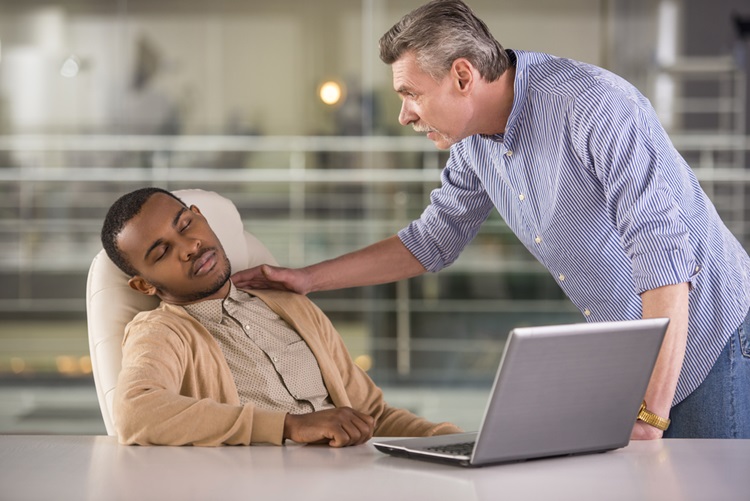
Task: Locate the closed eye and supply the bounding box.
[154,245,169,262]
[178,216,192,233]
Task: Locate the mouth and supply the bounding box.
[192,249,217,277]
[413,125,439,141]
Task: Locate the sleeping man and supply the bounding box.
[101,187,460,446]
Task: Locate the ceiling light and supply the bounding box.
[60,55,80,78]
[319,80,345,105]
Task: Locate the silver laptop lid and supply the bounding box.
[471,318,669,465]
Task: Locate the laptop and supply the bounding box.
[373,318,669,467]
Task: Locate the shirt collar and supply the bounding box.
[183,281,247,325]
[476,49,526,145]
[502,49,530,145]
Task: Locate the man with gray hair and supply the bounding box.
[233,0,750,440]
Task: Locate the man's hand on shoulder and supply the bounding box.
[283,407,375,447]
[231,264,311,295]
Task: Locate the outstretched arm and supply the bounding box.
[232,235,426,294]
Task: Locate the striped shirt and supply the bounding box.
[399,50,750,405]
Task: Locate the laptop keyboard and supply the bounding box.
[425,441,475,456]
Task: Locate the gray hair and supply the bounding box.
[379,0,511,82]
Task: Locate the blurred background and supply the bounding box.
[0,0,748,434]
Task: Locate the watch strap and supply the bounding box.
[637,400,671,431]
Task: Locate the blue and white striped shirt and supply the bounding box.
[399,50,750,404]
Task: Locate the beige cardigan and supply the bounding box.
[114,289,461,446]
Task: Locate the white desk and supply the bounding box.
[0,435,747,501]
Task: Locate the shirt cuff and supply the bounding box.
[250,408,287,445]
[631,248,699,294]
[398,226,444,272]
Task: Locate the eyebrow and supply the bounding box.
[143,207,187,261]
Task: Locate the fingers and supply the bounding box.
[231,265,279,289]
[328,408,375,447]
[349,408,375,444]
[229,266,262,288]
[231,265,304,292]
[285,408,375,448]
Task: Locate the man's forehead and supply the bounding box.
[135,193,184,225]
[117,194,184,250]
[392,52,436,89]
[392,52,413,71]
[147,191,183,208]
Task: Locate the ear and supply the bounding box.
[451,58,475,94]
[189,204,202,216]
[128,275,159,296]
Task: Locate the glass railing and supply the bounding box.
[0,133,748,384]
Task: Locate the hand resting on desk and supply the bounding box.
[284,407,375,447]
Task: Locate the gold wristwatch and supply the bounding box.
[637,400,671,431]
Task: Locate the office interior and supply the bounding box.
[0,0,748,435]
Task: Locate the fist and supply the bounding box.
[283,407,376,447]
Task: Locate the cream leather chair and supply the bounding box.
[85,189,278,435]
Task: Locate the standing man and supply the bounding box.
[233,0,750,439]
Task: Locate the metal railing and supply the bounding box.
[0,133,748,381]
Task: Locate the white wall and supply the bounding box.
[0,0,611,136]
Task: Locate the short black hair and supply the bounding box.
[101,187,185,277]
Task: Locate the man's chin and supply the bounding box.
[431,137,455,150]
[426,131,456,150]
[154,263,232,304]
[190,264,232,302]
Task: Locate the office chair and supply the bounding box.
[85,189,278,436]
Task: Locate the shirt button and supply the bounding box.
[558,274,565,281]
[535,236,542,244]
[695,265,701,272]
[272,356,279,363]
[245,325,251,331]
[505,150,513,157]
[519,194,525,201]
[584,309,591,317]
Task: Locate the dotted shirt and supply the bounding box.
[183,283,334,414]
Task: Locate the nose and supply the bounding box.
[179,237,201,261]
[398,99,417,126]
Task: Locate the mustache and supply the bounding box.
[412,123,434,133]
